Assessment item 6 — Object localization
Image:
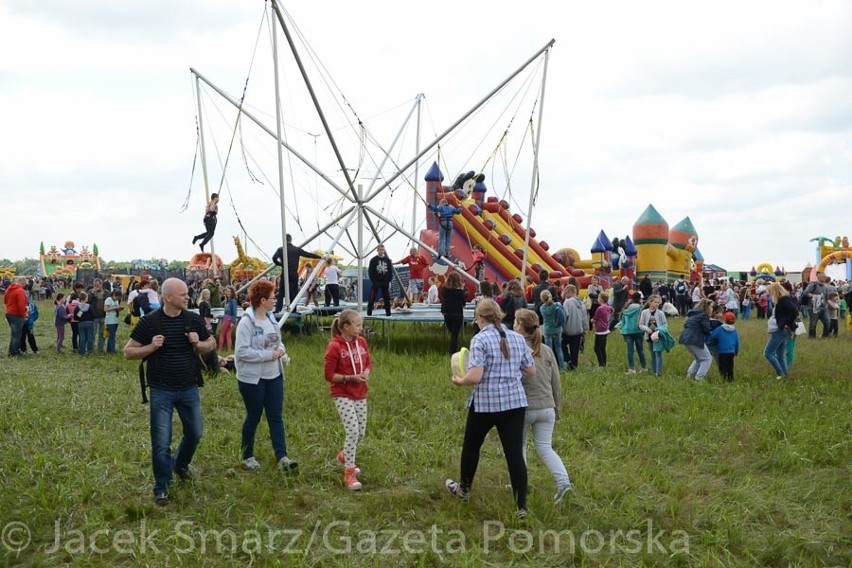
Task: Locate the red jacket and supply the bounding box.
[4,283,27,317]
[324,335,371,400]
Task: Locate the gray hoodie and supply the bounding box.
[234,307,286,384]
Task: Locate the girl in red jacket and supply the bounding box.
[323,309,372,490]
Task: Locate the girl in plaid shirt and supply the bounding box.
[446,299,536,519]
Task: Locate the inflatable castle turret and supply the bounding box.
[591,230,613,286]
[633,204,701,282]
[633,205,669,281]
[424,162,445,234]
[668,217,699,281]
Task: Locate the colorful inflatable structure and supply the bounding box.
[39,241,101,277]
[632,205,702,282]
[419,165,703,290]
[747,263,787,282]
[230,236,266,282]
[188,252,225,274]
[809,235,851,281]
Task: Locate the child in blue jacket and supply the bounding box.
[708,312,739,382]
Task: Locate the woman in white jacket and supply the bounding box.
[234,280,297,471]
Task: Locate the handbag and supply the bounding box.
[124,313,132,325]
[795,320,806,336]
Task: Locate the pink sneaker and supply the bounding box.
[337,450,360,475]
[344,467,362,491]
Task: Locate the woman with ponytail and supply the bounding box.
[445,299,535,519]
[514,308,573,503]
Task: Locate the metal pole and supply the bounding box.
[194,75,218,278]
[277,207,359,328]
[357,184,364,313]
[236,205,356,296]
[269,0,358,202]
[362,95,422,198]
[365,205,478,287]
[272,21,290,305]
[412,94,423,245]
[190,68,352,202]
[521,46,552,280]
[363,40,556,204]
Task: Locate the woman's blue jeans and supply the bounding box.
[764,330,791,377]
[544,334,564,369]
[238,376,288,461]
[650,349,663,375]
[624,333,646,370]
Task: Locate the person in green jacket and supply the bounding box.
[619,292,646,373]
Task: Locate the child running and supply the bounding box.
[709,311,740,381]
[323,309,372,490]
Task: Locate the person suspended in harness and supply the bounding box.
[192,193,220,252]
[428,198,462,259]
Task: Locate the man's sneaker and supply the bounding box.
[445,479,470,501]
[515,508,528,520]
[553,483,573,504]
[337,450,361,475]
[278,456,298,471]
[154,491,169,506]
[344,467,362,490]
[776,375,785,381]
[174,466,192,482]
[626,369,636,374]
[242,457,261,471]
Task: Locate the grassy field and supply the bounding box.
[0,296,850,567]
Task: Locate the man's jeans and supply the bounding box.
[808,309,830,338]
[438,228,452,257]
[149,387,203,494]
[6,314,25,356]
[94,318,106,352]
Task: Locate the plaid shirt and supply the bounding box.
[466,323,532,412]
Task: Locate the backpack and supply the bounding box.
[675,281,686,295]
[129,294,142,317]
[553,303,566,327]
[137,309,206,404]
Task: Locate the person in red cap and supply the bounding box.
[708,311,740,381]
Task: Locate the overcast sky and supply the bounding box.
[2,0,850,276]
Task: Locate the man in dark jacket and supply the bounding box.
[531,270,551,324]
[88,279,107,353]
[272,234,322,312]
[639,275,653,300]
[367,244,393,316]
[610,276,629,331]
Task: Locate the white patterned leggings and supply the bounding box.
[334,397,367,468]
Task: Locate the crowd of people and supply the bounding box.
[3,256,850,517]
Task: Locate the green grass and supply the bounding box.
[0,297,850,566]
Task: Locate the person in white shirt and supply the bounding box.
[323,257,341,307]
[426,277,440,305]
